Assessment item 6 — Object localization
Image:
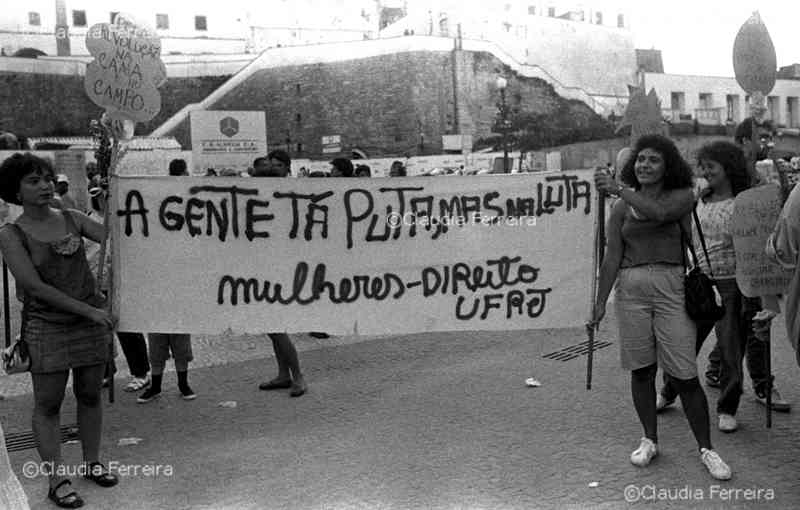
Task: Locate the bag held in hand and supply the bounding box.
[681,208,725,321]
[3,335,30,374]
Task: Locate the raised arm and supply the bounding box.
[69,209,107,244]
[595,170,695,222]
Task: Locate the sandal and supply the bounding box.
[48,479,84,508]
[83,462,119,488]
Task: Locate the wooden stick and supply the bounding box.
[3,260,10,348]
[587,188,606,390]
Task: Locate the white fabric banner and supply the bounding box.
[111,171,596,335]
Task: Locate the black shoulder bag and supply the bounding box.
[680,207,726,321]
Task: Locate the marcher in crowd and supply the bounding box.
[591,134,732,480]
[253,151,307,397]
[389,160,407,177]
[355,164,372,178]
[699,119,791,412]
[0,153,118,508]
[52,175,77,210]
[766,167,800,368]
[137,158,195,403]
[655,141,762,432]
[330,157,354,178]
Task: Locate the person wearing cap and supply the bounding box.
[252,150,308,397]
[51,174,78,211]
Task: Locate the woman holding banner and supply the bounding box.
[0,153,118,508]
[591,135,732,480]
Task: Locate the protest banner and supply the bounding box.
[732,184,792,297]
[190,111,268,175]
[111,171,596,335]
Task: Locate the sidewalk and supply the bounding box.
[3,311,799,509]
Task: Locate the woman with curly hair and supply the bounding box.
[656,141,765,433]
[0,153,118,508]
[591,135,732,480]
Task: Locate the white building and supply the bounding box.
[0,0,376,57]
[644,72,800,128]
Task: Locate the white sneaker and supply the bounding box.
[656,394,675,413]
[700,448,732,480]
[718,413,738,433]
[630,437,658,467]
[124,375,151,392]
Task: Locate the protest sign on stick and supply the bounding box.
[111,173,596,336]
[83,12,165,401]
[732,11,779,426]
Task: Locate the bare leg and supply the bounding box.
[72,363,105,463]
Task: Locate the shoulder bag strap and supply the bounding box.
[678,215,700,271]
[692,207,717,278]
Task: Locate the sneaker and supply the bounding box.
[755,387,791,412]
[700,448,732,480]
[124,375,151,392]
[630,437,658,467]
[137,388,161,404]
[718,413,738,433]
[705,372,720,388]
[179,386,196,401]
[656,394,675,413]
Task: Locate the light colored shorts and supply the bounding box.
[614,264,697,380]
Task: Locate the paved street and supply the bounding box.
[2,306,799,509]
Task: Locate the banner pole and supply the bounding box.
[587,187,606,390]
[3,260,10,348]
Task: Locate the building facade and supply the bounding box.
[644,72,800,128]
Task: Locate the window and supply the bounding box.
[28,12,41,26]
[617,13,625,27]
[767,95,779,123]
[726,94,740,122]
[670,92,685,113]
[295,113,302,123]
[528,6,536,15]
[110,12,118,23]
[595,12,603,25]
[195,15,207,31]
[788,97,799,128]
[296,143,303,152]
[156,14,169,30]
[72,10,87,27]
[295,84,301,94]
[548,7,556,17]
[699,93,713,109]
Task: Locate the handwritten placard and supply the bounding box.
[732,184,792,297]
[84,13,167,122]
[111,172,596,335]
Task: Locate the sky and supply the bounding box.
[607,0,800,76]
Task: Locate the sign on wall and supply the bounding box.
[111,172,596,335]
[321,135,342,154]
[190,111,267,174]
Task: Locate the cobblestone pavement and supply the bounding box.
[2,306,799,509]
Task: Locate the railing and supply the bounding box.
[694,107,725,125]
